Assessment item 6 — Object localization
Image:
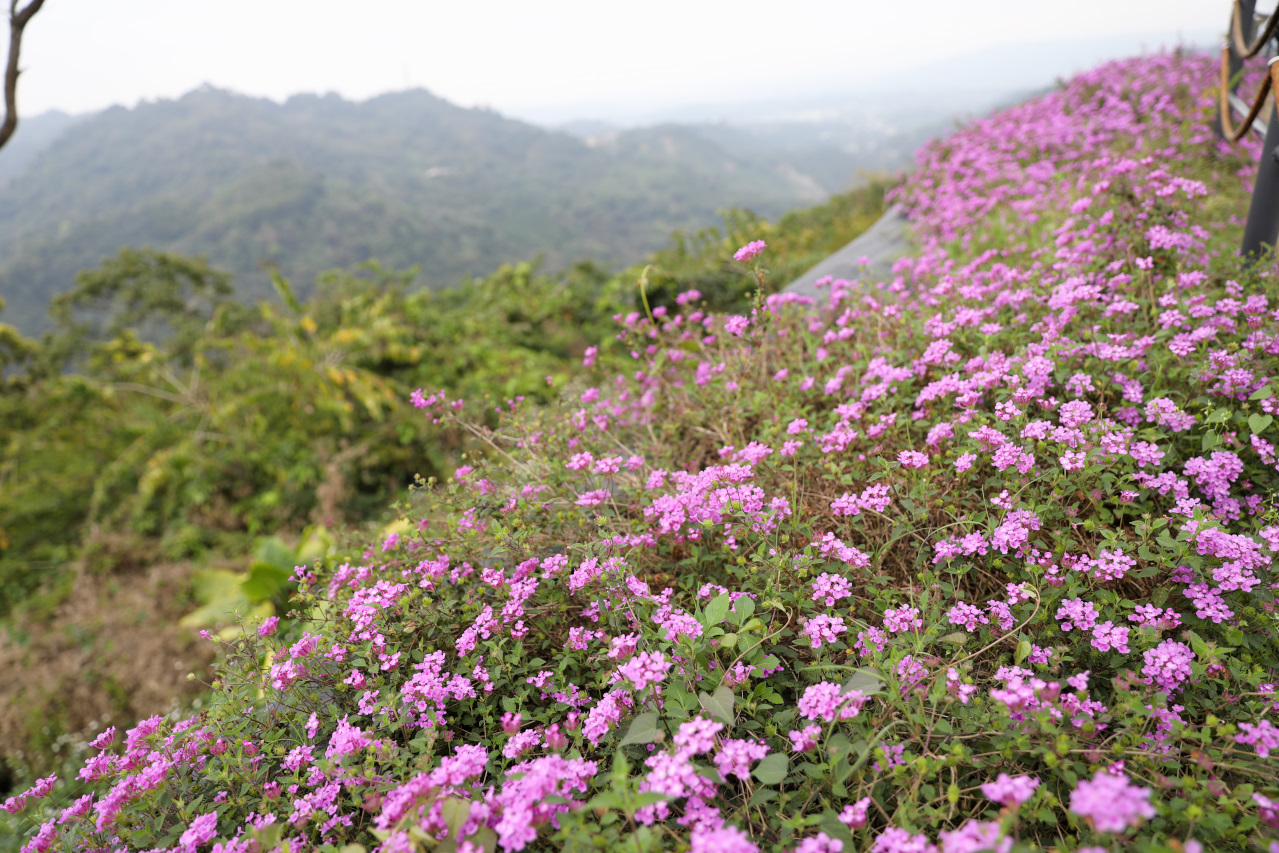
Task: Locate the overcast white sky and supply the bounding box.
[14,0,1222,122]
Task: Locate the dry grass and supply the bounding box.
[0,559,216,775]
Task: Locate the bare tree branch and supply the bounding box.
[1,0,47,151]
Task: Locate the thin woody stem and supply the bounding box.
[1,0,46,150]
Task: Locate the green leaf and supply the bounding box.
[1201,430,1219,451]
[619,712,662,746]
[1249,413,1274,434]
[730,596,756,626]
[1183,629,1210,660]
[840,667,884,697]
[469,827,498,853]
[666,683,698,713]
[1249,384,1274,401]
[939,631,969,645]
[251,824,284,849]
[1206,408,1231,424]
[703,592,731,628]
[585,791,625,811]
[441,798,472,838]
[241,562,291,603]
[826,732,853,760]
[698,685,735,724]
[1016,638,1032,665]
[633,792,671,808]
[752,752,789,785]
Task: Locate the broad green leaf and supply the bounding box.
[441,798,472,838]
[703,592,731,627]
[1250,384,1274,401]
[752,752,789,785]
[469,827,498,853]
[818,809,855,845]
[619,712,662,746]
[666,683,698,712]
[252,535,298,572]
[633,792,671,807]
[939,631,969,645]
[1183,629,1210,659]
[1206,407,1231,424]
[241,562,291,603]
[698,684,735,724]
[840,667,884,697]
[584,791,624,811]
[1201,430,1219,451]
[1249,413,1274,434]
[1016,638,1033,665]
[748,789,778,806]
[730,596,756,626]
[179,569,251,628]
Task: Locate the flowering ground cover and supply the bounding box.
[6,48,1279,852]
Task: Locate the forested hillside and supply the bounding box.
[0,86,867,334]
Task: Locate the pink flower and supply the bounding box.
[793,832,843,853]
[1235,720,1279,759]
[178,811,218,852]
[1059,451,1087,471]
[810,573,853,607]
[714,738,768,780]
[838,797,871,829]
[258,616,279,637]
[947,601,988,632]
[692,824,759,853]
[1141,639,1194,694]
[1090,621,1130,654]
[897,450,929,469]
[325,716,373,760]
[1254,792,1279,828]
[617,651,671,692]
[674,717,723,756]
[802,615,847,649]
[733,240,766,262]
[798,683,867,722]
[1069,770,1155,832]
[575,489,610,507]
[981,773,1039,806]
[883,606,923,633]
[789,724,821,752]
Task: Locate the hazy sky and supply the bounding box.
[16,0,1221,122]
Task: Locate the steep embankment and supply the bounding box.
[8,50,1279,853]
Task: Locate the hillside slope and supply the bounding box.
[10,50,1278,853]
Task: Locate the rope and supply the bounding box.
[1231,0,1279,59]
[1219,48,1279,142]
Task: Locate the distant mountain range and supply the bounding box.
[0,86,943,335]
